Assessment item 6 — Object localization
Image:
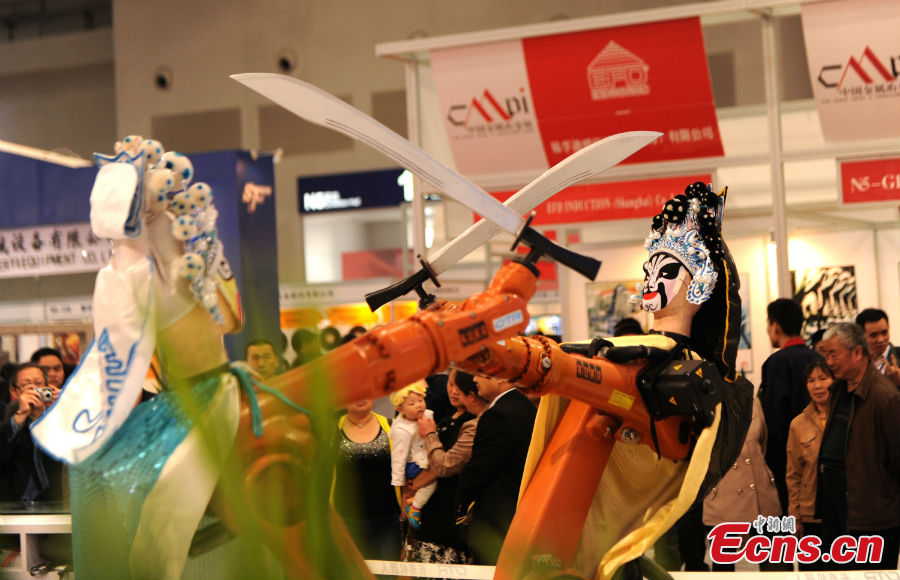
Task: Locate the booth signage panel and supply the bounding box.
[801,0,900,142]
[342,248,413,280]
[840,157,900,203]
[44,297,94,321]
[298,168,405,214]
[192,151,280,362]
[0,150,97,229]
[0,222,112,278]
[0,301,46,324]
[422,280,487,302]
[429,18,722,176]
[486,174,712,225]
[280,307,322,328]
[280,282,393,307]
[521,19,723,166]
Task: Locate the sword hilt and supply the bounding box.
[513,215,601,280]
[364,256,440,312]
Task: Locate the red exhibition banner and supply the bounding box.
[341,248,413,280]
[522,18,723,166]
[429,18,723,177]
[486,174,713,226]
[840,157,900,203]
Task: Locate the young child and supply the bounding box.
[389,380,436,529]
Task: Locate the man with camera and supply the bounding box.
[2,362,65,503]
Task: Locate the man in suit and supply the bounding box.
[455,375,537,564]
[855,308,900,389]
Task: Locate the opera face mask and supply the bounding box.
[640,252,688,313]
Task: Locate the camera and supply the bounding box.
[35,387,55,403]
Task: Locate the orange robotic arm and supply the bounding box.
[218,260,545,579]
[223,258,709,580]
[265,261,539,411]
[456,334,697,579]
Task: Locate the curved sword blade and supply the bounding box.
[232,72,523,234]
[429,131,661,274]
[363,131,661,310]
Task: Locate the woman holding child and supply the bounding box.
[402,370,490,566]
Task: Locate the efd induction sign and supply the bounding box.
[298,168,406,214]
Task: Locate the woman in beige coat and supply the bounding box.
[785,359,832,570]
[703,396,782,570]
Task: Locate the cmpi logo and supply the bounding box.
[446,87,535,136]
[817,46,899,95]
[587,41,650,101]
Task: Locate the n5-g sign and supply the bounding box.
[840,157,900,203]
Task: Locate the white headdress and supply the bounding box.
[637,182,727,305]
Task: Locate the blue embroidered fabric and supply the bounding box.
[67,366,311,578]
[68,373,224,579]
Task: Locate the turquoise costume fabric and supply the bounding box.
[69,374,223,579]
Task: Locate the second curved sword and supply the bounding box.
[366,131,660,309]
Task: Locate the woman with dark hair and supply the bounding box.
[785,359,832,570]
[402,369,489,567]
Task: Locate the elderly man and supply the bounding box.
[817,322,900,569]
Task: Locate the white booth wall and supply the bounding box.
[380,4,899,390]
[560,226,897,390]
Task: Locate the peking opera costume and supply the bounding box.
[31,137,251,579]
[518,182,753,579]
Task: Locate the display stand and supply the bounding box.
[0,506,71,580]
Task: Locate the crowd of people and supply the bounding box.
[675,303,899,572]
[266,302,898,571]
[3,302,897,572]
[329,368,537,570]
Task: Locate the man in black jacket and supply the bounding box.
[455,375,537,564]
[817,322,900,569]
[758,298,821,513]
[2,363,65,504]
